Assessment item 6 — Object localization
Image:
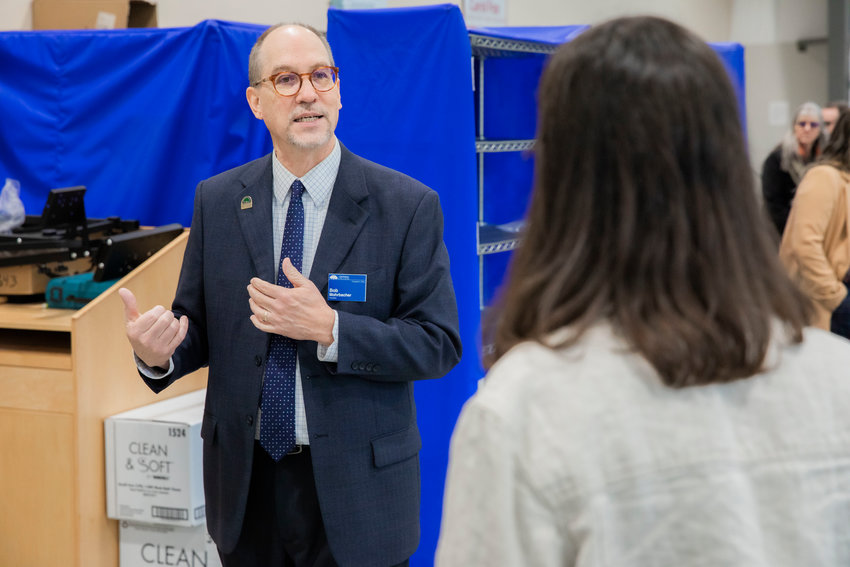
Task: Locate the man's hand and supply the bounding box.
[118,287,188,369]
[247,258,335,346]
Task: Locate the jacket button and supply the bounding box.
[254,355,262,367]
[374,364,381,373]
[351,361,359,371]
[365,363,374,372]
[246,415,254,426]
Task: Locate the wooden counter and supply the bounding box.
[0,231,208,567]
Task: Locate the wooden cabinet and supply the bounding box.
[0,231,207,567]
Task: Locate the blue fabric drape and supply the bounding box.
[328,6,480,566]
[0,20,271,225]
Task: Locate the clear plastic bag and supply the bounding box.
[0,178,25,234]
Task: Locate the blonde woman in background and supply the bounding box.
[761,101,826,236]
[780,108,850,339]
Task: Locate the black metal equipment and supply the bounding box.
[93,223,184,281]
[0,186,142,268]
[0,185,181,288]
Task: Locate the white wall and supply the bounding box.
[155,0,327,29]
[730,0,829,175]
[0,0,783,41]
[502,0,733,40]
[0,0,833,178]
[2,0,33,29]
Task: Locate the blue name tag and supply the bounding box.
[327,273,367,302]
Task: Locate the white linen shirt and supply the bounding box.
[437,324,850,566]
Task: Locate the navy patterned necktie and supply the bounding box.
[260,179,305,461]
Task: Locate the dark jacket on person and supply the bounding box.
[141,145,462,566]
[761,145,798,236]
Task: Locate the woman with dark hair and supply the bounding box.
[761,101,826,236]
[780,108,850,338]
[437,16,850,567]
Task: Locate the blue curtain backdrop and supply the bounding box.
[0,19,270,224]
[327,6,480,565]
[0,9,745,566]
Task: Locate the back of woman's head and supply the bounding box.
[488,16,811,386]
[821,108,850,170]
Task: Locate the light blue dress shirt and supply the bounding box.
[268,139,341,444]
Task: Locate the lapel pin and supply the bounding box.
[240,196,253,210]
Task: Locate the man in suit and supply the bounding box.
[119,23,461,567]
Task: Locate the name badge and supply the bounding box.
[327,273,367,302]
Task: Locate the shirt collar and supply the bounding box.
[271,138,340,207]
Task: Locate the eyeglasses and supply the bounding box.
[252,66,339,97]
[796,120,820,129]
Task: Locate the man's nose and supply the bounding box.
[295,78,319,102]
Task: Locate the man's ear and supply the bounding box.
[246,86,263,119]
[337,80,342,110]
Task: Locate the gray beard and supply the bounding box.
[286,127,332,150]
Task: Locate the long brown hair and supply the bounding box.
[485,16,811,387]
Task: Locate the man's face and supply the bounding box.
[823,107,839,135]
[246,26,341,159]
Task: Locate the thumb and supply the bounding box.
[281,257,308,286]
[118,287,140,322]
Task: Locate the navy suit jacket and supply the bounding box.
[142,145,462,566]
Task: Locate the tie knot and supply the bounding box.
[290,179,305,201]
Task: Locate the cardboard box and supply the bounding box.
[120,520,221,567]
[105,389,206,527]
[32,0,157,30]
[0,257,94,295]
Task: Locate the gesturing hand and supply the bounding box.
[247,258,335,346]
[119,287,188,369]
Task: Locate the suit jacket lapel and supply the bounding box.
[310,146,369,294]
[236,155,276,283]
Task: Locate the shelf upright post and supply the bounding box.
[477,53,486,311]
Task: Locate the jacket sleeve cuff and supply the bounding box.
[135,354,174,379]
[317,310,339,363]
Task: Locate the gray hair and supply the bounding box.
[248,23,335,86]
[779,101,826,181]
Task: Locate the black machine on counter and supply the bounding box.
[0,185,183,297]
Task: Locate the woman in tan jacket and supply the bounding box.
[780,109,850,337]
